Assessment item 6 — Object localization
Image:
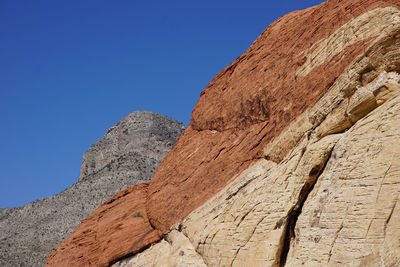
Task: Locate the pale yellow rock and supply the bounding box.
[314,98,351,138]
[347,71,400,122]
[112,6,400,267]
[296,7,400,77]
[177,94,400,267]
[180,134,341,267]
[285,93,400,267]
[111,230,206,267]
[265,8,400,162]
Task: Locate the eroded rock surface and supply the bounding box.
[147,0,400,234]
[112,230,207,267]
[116,41,400,267]
[48,0,400,266]
[46,183,161,267]
[286,90,400,267]
[0,111,184,267]
[79,111,184,180]
[177,81,400,267]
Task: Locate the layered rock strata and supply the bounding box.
[47,0,400,266]
[0,111,184,267]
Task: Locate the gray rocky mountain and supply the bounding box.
[0,111,185,267]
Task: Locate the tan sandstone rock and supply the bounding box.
[112,230,207,267]
[47,0,400,266]
[147,0,400,237]
[285,94,400,266]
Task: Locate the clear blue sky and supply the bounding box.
[0,0,324,208]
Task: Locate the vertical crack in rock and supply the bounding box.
[327,223,343,264]
[384,198,398,235]
[278,147,334,267]
[376,155,394,202]
[231,216,266,267]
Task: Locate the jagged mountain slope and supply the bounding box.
[46,0,400,266]
[0,111,185,267]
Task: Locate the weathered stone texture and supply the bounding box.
[114,74,400,267]
[147,0,400,235]
[285,92,400,267]
[48,0,400,266]
[176,93,400,267]
[0,111,184,267]
[79,111,185,180]
[112,230,207,267]
[45,184,160,267]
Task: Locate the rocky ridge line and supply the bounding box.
[0,111,185,267]
[46,1,400,266]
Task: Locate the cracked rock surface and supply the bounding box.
[116,64,400,267]
[47,0,400,266]
[112,230,207,267]
[0,111,184,267]
[178,94,400,267]
[285,95,400,266]
[45,183,161,267]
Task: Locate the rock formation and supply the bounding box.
[47,0,400,266]
[79,111,184,181]
[0,111,185,267]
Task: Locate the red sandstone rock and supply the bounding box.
[46,0,400,265]
[148,0,400,233]
[45,183,160,267]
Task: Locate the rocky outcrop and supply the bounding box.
[0,111,184,267]
[146,0,400,234]
[47,0,400,266]
[176,75,400,267]
[119,90,400,267]
[79,111,184,181]
[45,183,161,267]
[112,230,207,267]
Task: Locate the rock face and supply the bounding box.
[47,0,400,266]
[0,111,185,267]
[146,0,400,234]
[45,183,161,267]
[113,229,207,267]
[79,111,184,181]
[179,75,400,267]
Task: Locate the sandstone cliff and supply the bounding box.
[46,0,400,266]
[0,111,184,267]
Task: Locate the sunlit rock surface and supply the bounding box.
[0,111,184,267]
[47,1,400,266]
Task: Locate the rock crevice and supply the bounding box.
[46,1,400,266]
[278,145,335,267]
